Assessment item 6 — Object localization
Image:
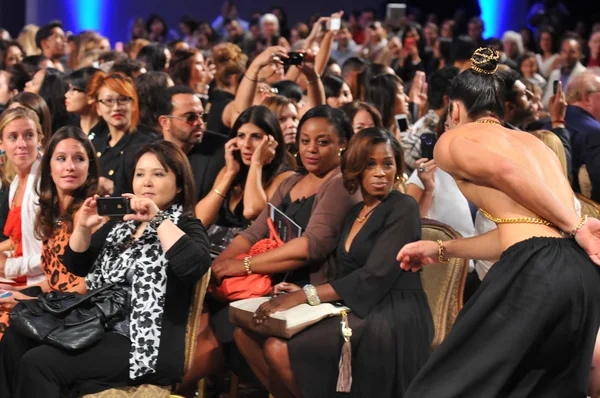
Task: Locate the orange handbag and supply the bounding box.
[209,218,283,302]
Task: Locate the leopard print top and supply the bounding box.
[0,223,85,340]
[42,223,85,293]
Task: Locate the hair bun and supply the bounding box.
[470,47,500,75]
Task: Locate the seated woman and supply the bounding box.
[0,108,45,338]
[24,67,74,134]
[366,73,411,140]
[195,105,293,235]
[322,75,353,108]
[0,126,99,337]
[263,95,299,169]
[340,100,383,133]
[0,141,211,397]
[65,67,103,135]
[181,106,360,391]
[87,71,157,196]
[236,128,434,397]
[6,92,52,148]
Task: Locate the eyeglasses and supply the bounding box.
[164,112,208,124]
[97,96,133,107]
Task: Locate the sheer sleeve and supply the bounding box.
[238,173,302,245]
[303,173,361,266]
[330,193,421,318]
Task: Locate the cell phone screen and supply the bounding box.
[330,18,341,31]
[553,80,559,94]
[395,115,409,133]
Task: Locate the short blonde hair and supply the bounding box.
[531,129,568,178]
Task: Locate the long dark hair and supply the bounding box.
[365,73,404,129]
[169,48,200,87]
[39,68,73,135]
[129,141,196,217]
[229,105,286,189]
[34,126,99,241]
[449,47,505,120]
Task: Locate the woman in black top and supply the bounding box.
[237,128,433,397]
[87,71,157,196]
[196,105,293,230]
[65,66,102,135]
[0,141,210,397]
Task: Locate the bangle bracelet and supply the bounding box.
[307,76,321,85]
[244,74,259,82]
[552,119,566,124]
[213,188,226,199]
[437,240,448,263]
[303,284,321,306]
[244,256,252,275]
[569,215,588,238]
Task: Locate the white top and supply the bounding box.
[536,53,560,79]
[5,160,45,286]
[407,168,475,240]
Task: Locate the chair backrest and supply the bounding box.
[576,193,600,219]
[579,166,592,199]
[420,219,468,351]
[183,269,211,374]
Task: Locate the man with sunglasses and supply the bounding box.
[157,85,225,201]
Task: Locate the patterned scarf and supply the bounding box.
[87,204,183,379]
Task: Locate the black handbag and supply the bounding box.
[9,284,129,351]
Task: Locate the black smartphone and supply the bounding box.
[283,52,304,66]
[420,132,438,160]
[96,197,134,217]
[553,80,559,94]
[395,114,409,133]
[321,21,328,32]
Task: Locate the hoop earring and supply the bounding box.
[37,145,42,161]
[338,148,344,157]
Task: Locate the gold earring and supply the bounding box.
[338,148,344,156]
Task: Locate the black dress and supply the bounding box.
[288,191,434,398]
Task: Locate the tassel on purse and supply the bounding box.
[336,311,353,392]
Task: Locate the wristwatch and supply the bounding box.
[149,210,169,229]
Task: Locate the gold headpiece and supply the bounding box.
[470,47,500,75]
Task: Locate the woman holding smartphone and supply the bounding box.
[365,73,410,140]
[0,141,211,397]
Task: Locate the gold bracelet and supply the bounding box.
[437,240,448,263]
[244,256,252,275]
[213,188,226,199]
[569,215,588,238]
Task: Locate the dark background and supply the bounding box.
[1,0,597,43]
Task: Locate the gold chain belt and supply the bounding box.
[479,208,555,227]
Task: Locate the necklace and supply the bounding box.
[54,216,66,227]
[356,203,379,223]
[475,118,501,126]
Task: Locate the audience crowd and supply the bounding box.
[0,0,600,397]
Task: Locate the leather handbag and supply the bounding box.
[10,284,129,351]
[209,218,283,302]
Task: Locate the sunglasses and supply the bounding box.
[164,112,208,124]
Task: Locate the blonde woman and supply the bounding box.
[16,24,40,56]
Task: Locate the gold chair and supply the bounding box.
[82,270,212,398]
[420,219,468,351]
[577,193,600,219]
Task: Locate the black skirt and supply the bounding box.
[405,237,600,398]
